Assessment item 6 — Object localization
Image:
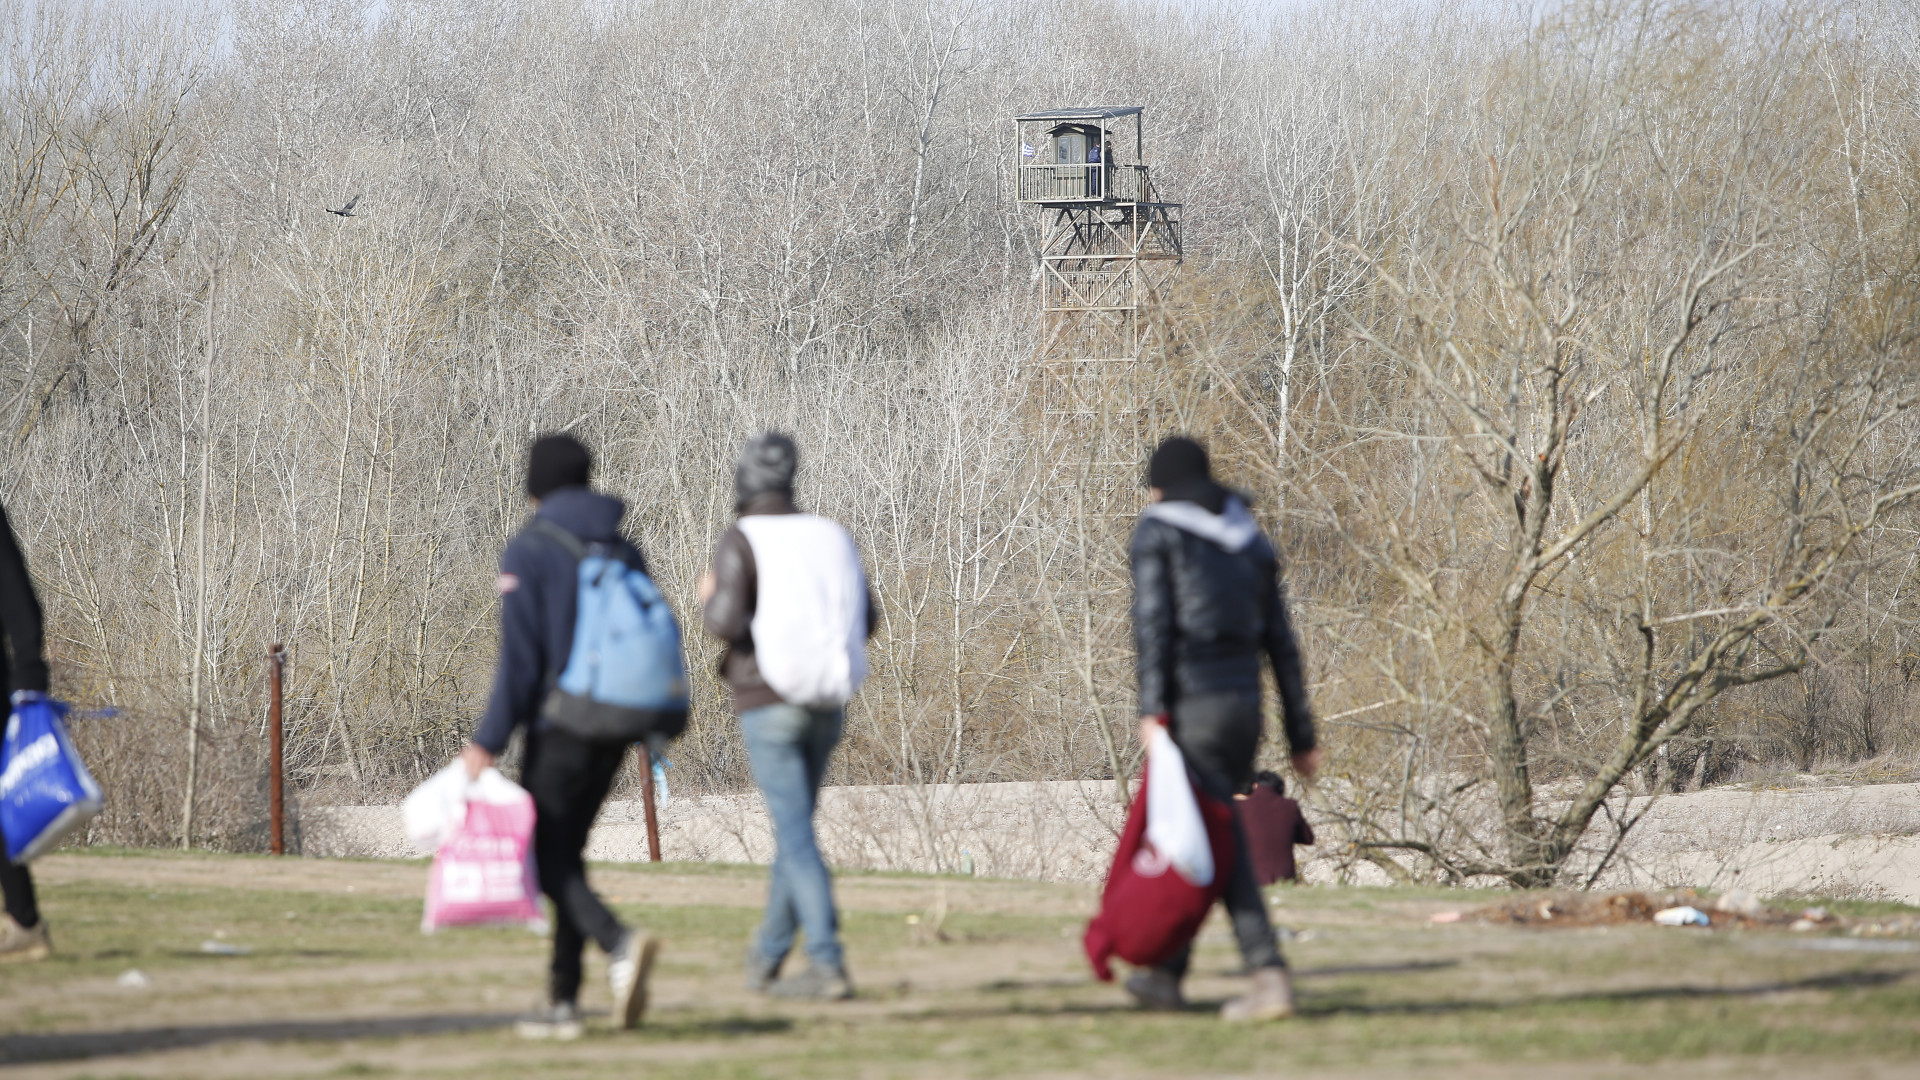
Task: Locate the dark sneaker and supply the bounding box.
[767,962,854,1001]
[0,917,49,964]
[1221,966,1295,1022]
[608,930,661,1029]
[746,946,782,992]
[1124,968,1185,1011]
[515,1000,584,1041]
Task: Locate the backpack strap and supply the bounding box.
[530,518,633,586]
[528,517,591,560]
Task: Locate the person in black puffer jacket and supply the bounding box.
[1126,436,1321,1022]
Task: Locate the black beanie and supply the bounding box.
[1148,436,1227,512]
[736,432,798,508]
[526,434,592,500]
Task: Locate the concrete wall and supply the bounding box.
[304,779,1130,883]
[302,778,1920,903]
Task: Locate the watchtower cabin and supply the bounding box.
[1014,106,1182,362]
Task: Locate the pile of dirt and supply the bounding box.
[1449,890,1847,932]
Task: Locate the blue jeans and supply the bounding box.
[741,703,844,971]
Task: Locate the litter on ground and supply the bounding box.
[1458,890,1857,932]
[1653,905,1711,927]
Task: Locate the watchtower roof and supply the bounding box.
[1013,105,1144,122]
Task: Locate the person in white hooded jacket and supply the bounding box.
[700,433,876,1001]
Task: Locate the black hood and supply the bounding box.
[535,486,626,543]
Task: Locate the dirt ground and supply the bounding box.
[3,850,1920,1079]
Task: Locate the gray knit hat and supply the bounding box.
[735,432,798,507]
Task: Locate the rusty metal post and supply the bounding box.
[637,744,662,863]
[268,643,286,856]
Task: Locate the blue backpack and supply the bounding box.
[532,520,690,743]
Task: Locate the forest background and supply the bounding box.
[4,0,1920,886]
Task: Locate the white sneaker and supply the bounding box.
[608,931,661,1029]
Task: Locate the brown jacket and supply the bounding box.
[702,493,878,712]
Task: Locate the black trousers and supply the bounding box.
[0,821,36,928]
[521,728,629,1004]
[1156,693,1284,977]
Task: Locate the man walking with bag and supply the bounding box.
[461,435,666,1039]
[0,500,52,962]
[701,433,872,1001]
[1128,436,1321,1021]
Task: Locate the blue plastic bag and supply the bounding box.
[0,694,102,862]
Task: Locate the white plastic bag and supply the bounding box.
[402,760,468,853]
[468,767,531,808]
[1142,726,1214,887]
[402,760,526,854]
[1654,905,1711,927]
[402,761,469,853]
[405,757,526,849]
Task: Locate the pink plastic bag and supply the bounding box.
[420,768,546,934]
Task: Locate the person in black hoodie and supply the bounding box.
[0,500,51,962]
[460,435,659,1039]
[1127,436,1321,1021]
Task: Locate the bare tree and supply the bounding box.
[3,0,1918,866]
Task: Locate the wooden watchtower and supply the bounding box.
[1014,106,1183,363]
[1012,109,1183,784]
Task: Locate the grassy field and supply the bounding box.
[1,850,1918,1079]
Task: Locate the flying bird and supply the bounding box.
[326,194,361,217]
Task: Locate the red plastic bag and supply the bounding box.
[421,772,546,934]
[1083,744,1237,981]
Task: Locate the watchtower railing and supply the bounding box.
[1018,163,1152,204]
